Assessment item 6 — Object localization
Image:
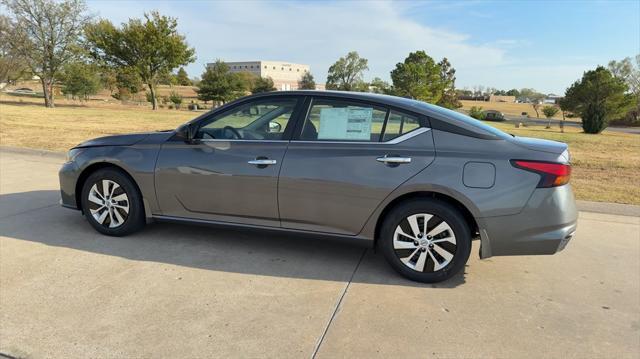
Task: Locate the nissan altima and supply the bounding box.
[59,91,577,282]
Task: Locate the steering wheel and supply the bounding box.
[223,126,242,139]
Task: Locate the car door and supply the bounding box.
[278,97,436,235]
[155,95,303,227]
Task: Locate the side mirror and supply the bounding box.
[175,124,194,143]
[268,121,282,133]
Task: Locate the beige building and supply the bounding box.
[211,60,324,91]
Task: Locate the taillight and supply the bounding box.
[511,160,571,188]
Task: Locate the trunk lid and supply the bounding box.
[511,136,568,155]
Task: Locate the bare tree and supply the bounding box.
[1,0,90,107]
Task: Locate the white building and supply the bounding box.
[208,60,324,91]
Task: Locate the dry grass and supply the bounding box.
[1,99,638,204]
[460,100,578,121]
[0,99,194,151]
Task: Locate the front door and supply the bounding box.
[155,96,301,227]
[278,97,436,235]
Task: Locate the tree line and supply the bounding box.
[0,0,637,134]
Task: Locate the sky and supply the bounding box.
[86,0,640,94]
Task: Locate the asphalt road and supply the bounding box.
[1,150,639,358]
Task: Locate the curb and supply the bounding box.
[2,146,638,217]
[576,200,640,218]
[0,146,66,159]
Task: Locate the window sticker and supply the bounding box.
[317,107,373,140]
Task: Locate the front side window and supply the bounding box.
[300,99,387,141]
[196,98,298,140]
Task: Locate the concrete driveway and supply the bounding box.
[1,150,638,358]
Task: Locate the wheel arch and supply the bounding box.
[372,191,480,249]
[75,162,144,214]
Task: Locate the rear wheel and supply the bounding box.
[80,168,145,236]
[379,199,471,283]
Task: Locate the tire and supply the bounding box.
[80,168,145,236]
[379,199,471,283]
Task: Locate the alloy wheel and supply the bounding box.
[393,213,457,272]
[87,179,130,228]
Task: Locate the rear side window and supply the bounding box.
[300,99,387,141]
[382,111,421,141]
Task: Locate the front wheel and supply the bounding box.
[379,199,471,283]
[80,168,145,236]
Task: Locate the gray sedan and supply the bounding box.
[59,91,577,282]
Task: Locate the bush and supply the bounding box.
[582,103,607,133]
[468,106,485,120]
[169,91,183,109]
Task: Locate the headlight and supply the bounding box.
[65,148,84,162]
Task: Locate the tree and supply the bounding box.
[85,11,196,109]
[436,57,462,109]
[369,77,391,94]
[235,71,258,92]
[60,62,101,100]
[1,0,90,107]
[113,67,143,100]
[468,106,485,120]
[196,60,245,104]
[563,66,634,133]
[505,89,520,97]
[542,105,559,128]
[157,69,178,86]
[251,77,276,93]
[176,67,192,86]
[0,15,30,84]
[326,51,368,91]
[298,71,316,90]
[391,50,445,103]
[608,55,640,125]
[169,90,182,109]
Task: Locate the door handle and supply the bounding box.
[376,155,412,164]
[248,159,277,166]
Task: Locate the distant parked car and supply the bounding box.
[12,88,36,94]
[59,91,577,283]
[484,110,505,121]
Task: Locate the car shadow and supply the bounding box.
[0,190,467,288]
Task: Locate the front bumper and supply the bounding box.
[480,184,578,258]
[59,160,80,209]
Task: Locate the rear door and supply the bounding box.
[278,97,436,235]
[155,95,303,227]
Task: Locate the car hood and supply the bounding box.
[74,132,153,148]
[511,136,568,155]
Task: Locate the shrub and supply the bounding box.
[582,103,607,134]
[169,91,183,109]
[468,106,485,120]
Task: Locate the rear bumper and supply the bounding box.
[480,184,578,258]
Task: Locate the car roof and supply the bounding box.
[247,90,450,116]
